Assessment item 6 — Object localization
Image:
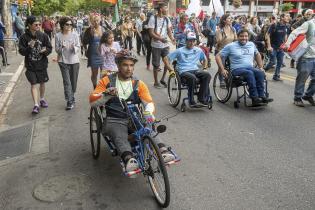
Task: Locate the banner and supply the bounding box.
[185,0,201,17]
[208,0,224,17]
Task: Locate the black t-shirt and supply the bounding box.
[268,23,287,49]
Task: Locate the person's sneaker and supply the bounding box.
[160,80,167,88]
[40,99,48,108]
[261,97,274,103]
[66,102,74,110]
[125,157,139,173]
[154,83,163,89]
[32,105,40,114]
[294,99,305,107]
[273,77,283,82]
[161,150,175,163]
[302,95,315,106]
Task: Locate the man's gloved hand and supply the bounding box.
[103,87,118,96]
[143,111,155,124]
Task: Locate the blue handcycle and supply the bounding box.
[89,99,180,208]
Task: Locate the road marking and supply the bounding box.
[0,73,14,76]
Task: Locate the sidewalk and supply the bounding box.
[0,50,25,122]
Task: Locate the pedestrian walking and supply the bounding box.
[42,16,54,41]
[148,2,176,88]
[283,11,315,107]
[121,16,134,50]
[14,12,25,38]
[55,16,81,110]
[207,12,218,53]
[18,16,52,114]
[82,13,105,88]
[99,31,121,77]
[0,19,9,66]
[136,13,146,56]
[141,12,153,70]
[265,13,290,81]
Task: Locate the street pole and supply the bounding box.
[255,0,258,16]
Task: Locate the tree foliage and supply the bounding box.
[31,0,113,16]
[280,2,294,12]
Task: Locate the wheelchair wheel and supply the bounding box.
[167,72,181,107]
[144,136,170,208]
[89,107,101,159]
[213,71,232,103]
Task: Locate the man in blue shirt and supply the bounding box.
[265,13,290,81]
[165,32,211,106]
[207,12,218,53]
[215,29,273,106]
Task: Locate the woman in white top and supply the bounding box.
[55,16,81,110]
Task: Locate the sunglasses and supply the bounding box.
[33,23,41,26]
[65,23,73,26]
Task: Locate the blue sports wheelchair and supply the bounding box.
[89,99,180,208]
[167,61,213,112]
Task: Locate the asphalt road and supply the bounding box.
[0,47,315,210]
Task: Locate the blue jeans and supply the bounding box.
[265,48,284,79]
[232,67,265,98]
[294,57,315,100]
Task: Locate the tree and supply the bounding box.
[281,2,294,12]
[31,0,65,16]
[1,0,13,45]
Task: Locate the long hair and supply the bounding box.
[219,14,230,29]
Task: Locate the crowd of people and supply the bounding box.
[12,2,315,173]
[13,4,315,113]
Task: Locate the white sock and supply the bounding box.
[35,103,39,107]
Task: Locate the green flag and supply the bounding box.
[113,3,120,23]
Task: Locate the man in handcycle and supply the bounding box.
[215,29,273,107]
[165,32,211,107]
[89,51,175,173]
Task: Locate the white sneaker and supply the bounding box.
[125,158,139,173]
[161,151,175,163]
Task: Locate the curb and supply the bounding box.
[0,61,25,115]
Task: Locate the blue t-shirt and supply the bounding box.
[219,41,258,71]
[207,18,218,35]
[268,23,287,49]
[168,46,206,74]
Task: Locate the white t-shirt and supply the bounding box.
[148,15,171,49]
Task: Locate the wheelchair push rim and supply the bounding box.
[213,71,232,103]
[89,107,101,159]
[167,72,181,107]
[143,136,170,208]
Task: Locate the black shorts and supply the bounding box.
[25,70,49,85]
[152,47,169,70]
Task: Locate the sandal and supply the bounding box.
[160,80,167,88]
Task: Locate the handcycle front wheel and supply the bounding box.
[143,136,170,208]
[89,107,101,159]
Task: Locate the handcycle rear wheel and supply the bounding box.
[89,107,101,159]
[143,136,170,208]
[167,72,181,107]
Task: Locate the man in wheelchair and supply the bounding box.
[165,32,211,107]
[89,52,175,173]
[215,29,273,107]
